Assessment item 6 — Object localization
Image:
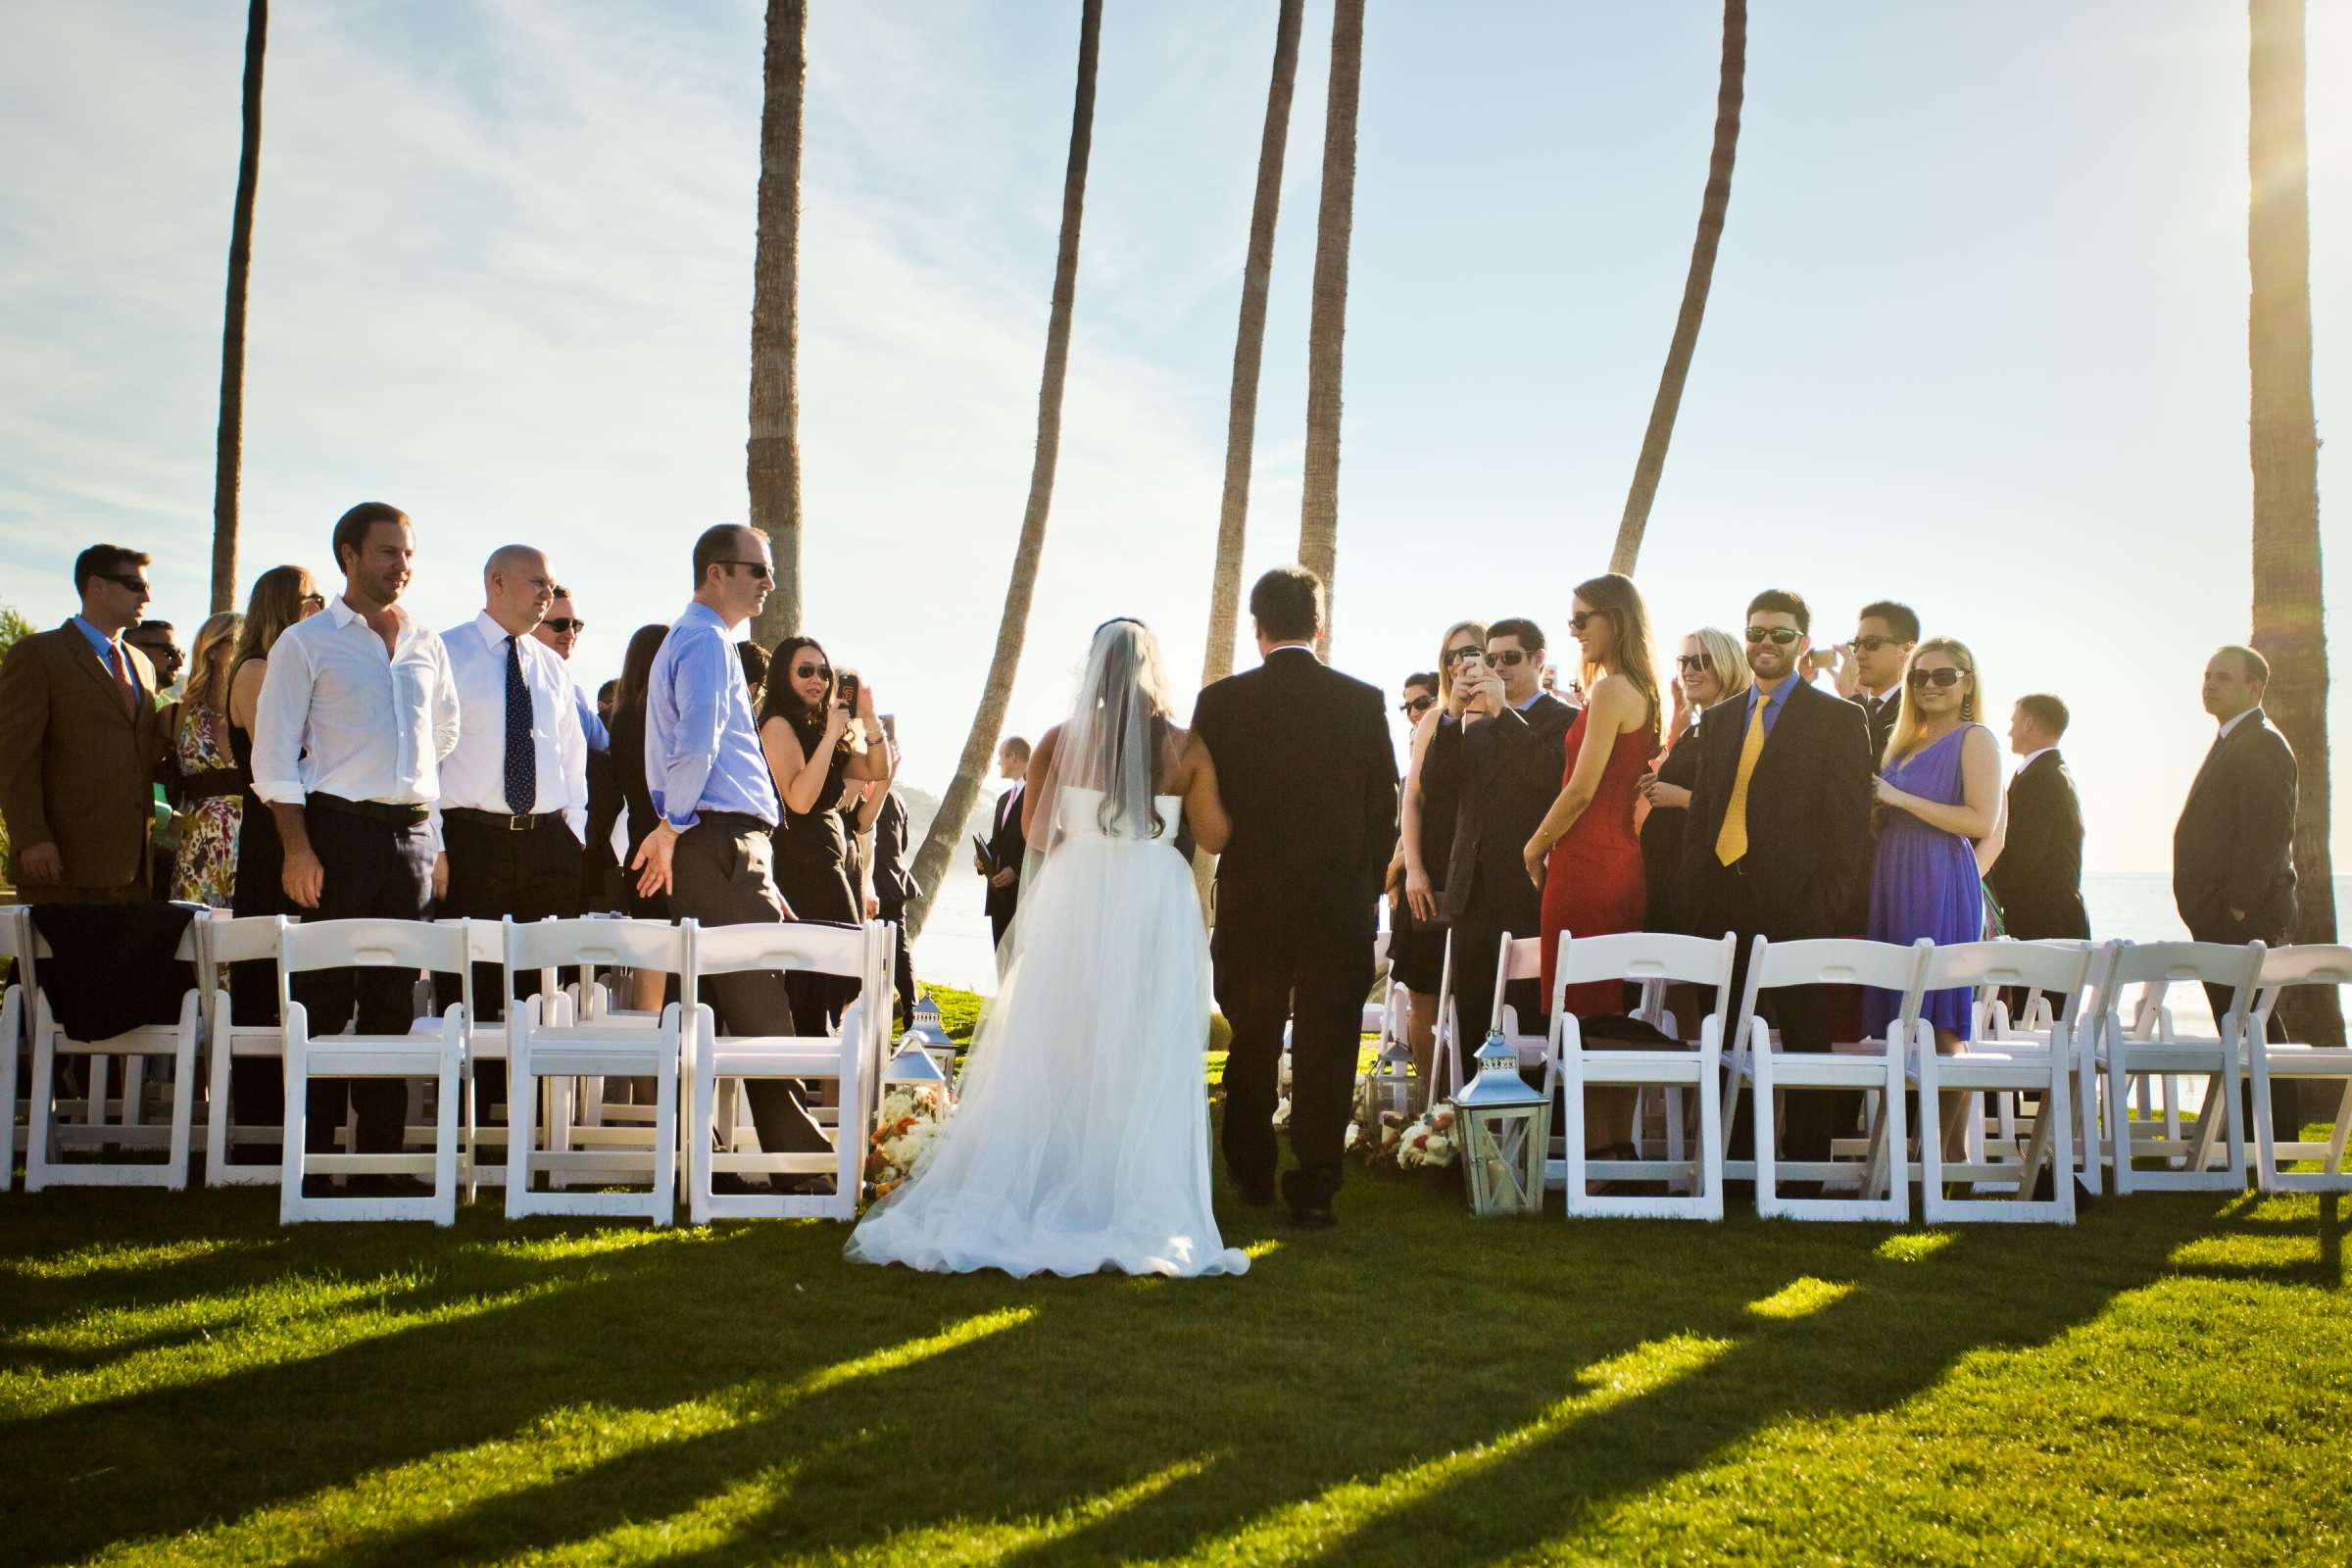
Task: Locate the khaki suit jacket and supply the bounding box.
[0,622,167,892]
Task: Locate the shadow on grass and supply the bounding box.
[1,1159,2342,1566]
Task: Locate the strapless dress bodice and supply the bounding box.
[1055,785,1184,845]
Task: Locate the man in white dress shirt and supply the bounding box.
[430,546,589,1116]
[252,502,462,1173]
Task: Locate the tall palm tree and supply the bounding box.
[905,0,1103,937]
[2247,0,2340,1050]
[748,0,808,651]
[209,0,268,615]
[1199,0,1305,688]
[1296,0,1365,658]
[1609,0,1745,576]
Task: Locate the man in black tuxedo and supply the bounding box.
[977,736,1030,949]
[1676,589,1874,1166]
[1836,599,1917,768]
[1431,616,1577,1051]
[1193,566,1397,1228]
[1985,693,2090,942]
[2175,645,2297,1034]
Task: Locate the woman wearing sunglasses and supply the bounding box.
[758,636,891,1032]
[1867,637,2008,1160]
[1391,620,1485,1090]
[1636,625,1749,935]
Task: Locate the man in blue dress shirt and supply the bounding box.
[633,523,828,1162]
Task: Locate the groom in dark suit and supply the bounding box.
[1984,692,2090,942]
[1192,566,1398,1228]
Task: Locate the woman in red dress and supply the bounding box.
[1523,572,1662,1152]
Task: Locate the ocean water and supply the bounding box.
[912,870,2352,1006]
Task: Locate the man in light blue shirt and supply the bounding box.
[633,523,827,1164]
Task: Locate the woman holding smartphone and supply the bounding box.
[760,637,890,1030]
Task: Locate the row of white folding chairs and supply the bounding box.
[1413,924,2352,1223]
[0,907,895,1227]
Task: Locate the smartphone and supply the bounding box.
[838,671,860,708]
[1809,649,1838,672]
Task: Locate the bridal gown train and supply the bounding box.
[845,787,1250,1278]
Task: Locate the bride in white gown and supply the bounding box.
[846,618,1250,1278]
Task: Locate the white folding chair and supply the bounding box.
[1971,939,2119,1200]
[505,917,690,1223]
[1362,930,1393,1039]
[1914,940,2094,1224]
[201,913,289,1186]
[2243,945,2352,1193]
[687,921,893,1222]
[1727,937,1929,1222]
[1544,931,1736,1219]
[23,915,204,1191]
[0,907,25,1193]
[278,918,470,1225]
[2100,941,2262,1195]
[1427,930,1466,1102]
[1488,933,1546,1078]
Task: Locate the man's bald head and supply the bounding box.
[483,544,555,636]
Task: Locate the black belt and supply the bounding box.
[308,792,430,827]
[691,810,775,834]
[179,769,245,805]
[445,806,564,833]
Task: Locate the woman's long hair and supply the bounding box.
[1886,636,1982,767]
[1434,618,1488,704]
[612,622,670,719]
[1572,572,1662,744]
[758,635,840,759]
[183,612,242,716]
[232,564,316,666]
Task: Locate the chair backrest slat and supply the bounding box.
[2256,944,2352,990]
[693,922,868,982]
[201,913,287,967]
[505,915,690,975]
[280,918,470,976]
[1919,939,2091,1000]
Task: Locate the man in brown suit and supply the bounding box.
[0,544,170,902]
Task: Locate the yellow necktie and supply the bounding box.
[1714,696,1768,866]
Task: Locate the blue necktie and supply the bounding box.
[504,636,535,815]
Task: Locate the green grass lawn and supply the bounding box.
[4,1020,2348,1564]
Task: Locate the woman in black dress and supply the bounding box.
[609,622,676,1016]
[759,637,890,1032]
[223,566,322,1127]
[1394,618,1486,1090]
[1637,625,1750,934]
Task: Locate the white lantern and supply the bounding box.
[1363,1038,1417,1126]
[902,995,957,1078]
[1455,1029,1549,1217]
[883,1037,954,1112]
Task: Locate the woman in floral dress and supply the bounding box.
[169,611,244,906]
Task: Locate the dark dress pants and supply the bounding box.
[877,898,916,1029]
[1707,865,1836,1166]
[666,815,829,1156]
[1449,874,1549,1065]
[1216,940,1375,1212]
[433,816,584,1115]
[295,804,435,1155]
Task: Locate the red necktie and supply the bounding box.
[108,641,137,715]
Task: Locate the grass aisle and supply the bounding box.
[2,1040,2347,1563]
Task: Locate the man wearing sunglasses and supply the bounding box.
[1833,600,1917,765]
[1433,615,1578,1048]
[0,544,173,901]
[531,586,609,754]
[1674,589,1874,1177]
[634,523,831,1170]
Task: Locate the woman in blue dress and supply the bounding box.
[1866,637,2006,1158]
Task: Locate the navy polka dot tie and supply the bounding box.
[504,635,536,815]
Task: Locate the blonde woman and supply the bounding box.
[1636,625,1750,933]
[1867,637,2006,1154]
[167,612,244,905]
[1392,618,1487,1089]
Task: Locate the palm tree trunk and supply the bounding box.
[209,0,267,615]
[2247,0,2340,1052]
[905,0,1102,938]
[1296,0,1365,659]
[747,0,808,652]
[1200,0,1304,688]
[1609,0,1744,577]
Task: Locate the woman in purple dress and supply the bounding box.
[1866,638,2006,1156]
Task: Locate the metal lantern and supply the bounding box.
[883,1035,955,1112]
[902,996,958,1077]
[1455,1028,1550,1217]
[1364,1038,1418,1125]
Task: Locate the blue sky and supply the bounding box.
[2,1,2346,873]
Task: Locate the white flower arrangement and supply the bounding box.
[1395,1102,1458,1170]
[864,1083,953,1200]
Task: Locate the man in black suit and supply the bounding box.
[1676,589,1874,1166]
[2175,645,2297,1033]
[1836,599,1917,768]
[977,736,1030,949]
[1431,616,1577,1051]
[869,778,919,1028]
[1985,692,2090,942]
[1193,566,1397,1228]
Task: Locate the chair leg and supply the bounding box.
[434,1054,461,1227]
[168,1024,198,1192]
[2248,1041,2279,1194]
[1753,1050,1779,1215]
[279,1036,308,1224]
[24,1029,56,1193]
[0,1004,17,1196]
[506,1046,538,1219]
[653,1050,677,1227]
[1918,1045,1945,1218]
[2107,1052,2133,1197]
[689,1031,715,1226]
